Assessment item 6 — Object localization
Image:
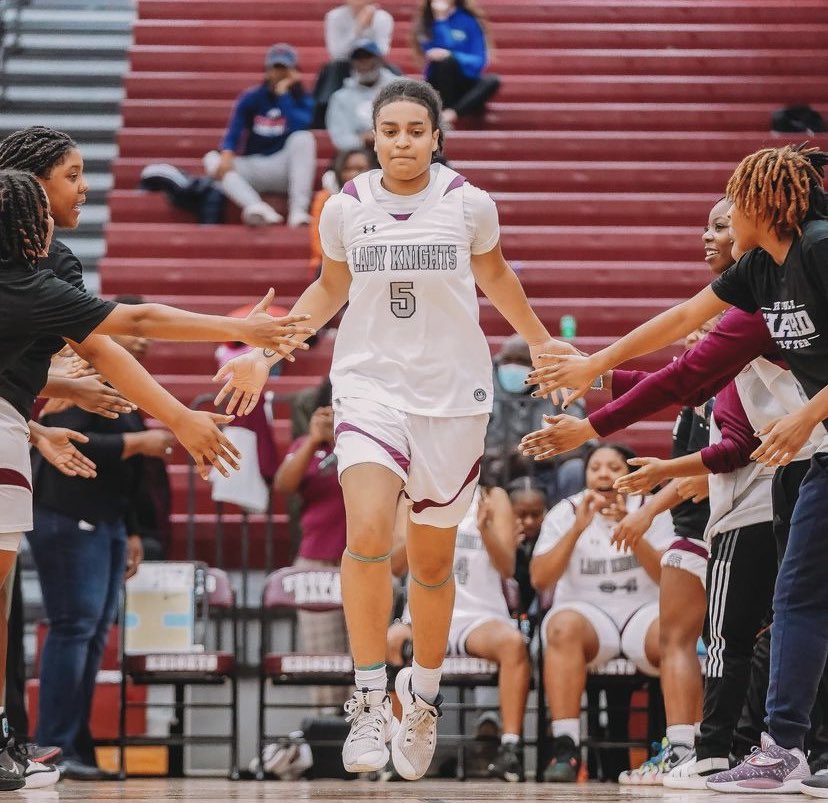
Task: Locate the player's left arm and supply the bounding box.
[472,243,577,364]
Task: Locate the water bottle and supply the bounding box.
[560,314,577,340]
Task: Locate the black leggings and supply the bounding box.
[427,56,500,116]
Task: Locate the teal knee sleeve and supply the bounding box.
[410,572,452,590]
[345,547,391,563]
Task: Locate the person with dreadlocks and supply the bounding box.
[0,164,313,787]
[520,144,828,794]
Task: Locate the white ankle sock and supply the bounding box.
[354,665,387,693]
[552,718,580,745]
[667,723,695,749]
[411,660,442,704]
[501,733,521,746]
[695,721,701,737]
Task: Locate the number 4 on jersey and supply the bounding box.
[390,281,416,318]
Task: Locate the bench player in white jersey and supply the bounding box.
[530,444,674,782]
[213,78,574,780]
[387,482,531,782]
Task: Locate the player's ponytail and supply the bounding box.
[372,79,445,162]
[0,169,51,267]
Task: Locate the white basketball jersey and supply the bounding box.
[330,165,493,417]
[451,488,511,622]
[536,492,675,629]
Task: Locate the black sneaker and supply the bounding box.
[0,746,25,791]
[488,741,525,782]
[7,741,59,789]
[544,735,580,783]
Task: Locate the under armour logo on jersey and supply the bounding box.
[362,225,377,234]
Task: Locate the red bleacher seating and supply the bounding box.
[107,0,828,567]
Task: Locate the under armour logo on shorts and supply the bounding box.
[362,225,376,234]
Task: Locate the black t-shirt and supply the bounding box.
[712,219,828,407]
[0,249,116,419]
[670,403,712,541]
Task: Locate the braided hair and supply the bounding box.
[0,126,77,178]
[0,170,50,266]
[726,144,828,237]
[372,79,445,159]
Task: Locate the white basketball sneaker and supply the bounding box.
[342,688,398,774]
[391,667,442,781]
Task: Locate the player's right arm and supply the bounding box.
[213,257,352,416]
[214,194,353,416]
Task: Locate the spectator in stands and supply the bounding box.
[485,335,587,506]
[508,476,548,631]
[203,43,316,227]
[326,40,398,152]
[387,481,531,782]
[530,443,673,783]
[313,1,396,127]
[309,148,372,277]
[28,297,177,781]
[412,0,500,128]
[274,377,349,711]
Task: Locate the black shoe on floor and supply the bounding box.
[0,745,25,791]
[544,735,581,783]
[487,741,525,782]
[57,759,118,781]
[21,742,62,765]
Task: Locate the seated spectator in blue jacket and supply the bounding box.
[412,0,500,127]
[325,40,397,152]
[203,43,316,227]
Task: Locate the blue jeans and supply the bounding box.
[28,507,127,761]
[767,454,828,751]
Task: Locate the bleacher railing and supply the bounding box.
[0,0,27,106]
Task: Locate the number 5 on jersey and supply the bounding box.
[390,281,416,318]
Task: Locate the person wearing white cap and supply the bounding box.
[325,39,398,152]
[203,43,317,227]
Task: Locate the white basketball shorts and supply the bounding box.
[0,398,32,547]
[333,397,488,529]
[660,537,709,588]
[541,599,660,677]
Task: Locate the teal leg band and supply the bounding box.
[355,661,386,671]
[410,572,452,590]
[345,547,391,563]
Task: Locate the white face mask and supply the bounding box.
[356,66,381,85]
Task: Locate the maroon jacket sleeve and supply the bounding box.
[610,369,649,398]
[699,380,759,474]
[590,309,778,437]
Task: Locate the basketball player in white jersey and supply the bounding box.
[213,78,573,780]
[387,481,530,781]
[530,444,674,782]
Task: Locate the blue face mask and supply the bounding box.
[269,362,283,378]
[497,362,530,394]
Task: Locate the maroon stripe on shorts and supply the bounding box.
[670,537,709,560]
[335,423,410,474]
[410,455,482,514]
[0,468,31,492]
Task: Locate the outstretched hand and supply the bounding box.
[527,337,580,405]
[171,410,240,480]
[614,457,669,496]
[237,289,315,354]
[213,351,271,417]
[526,353,601,409]
[519,414,596,461]
[751,412,814,467]
[35,427,97,478]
